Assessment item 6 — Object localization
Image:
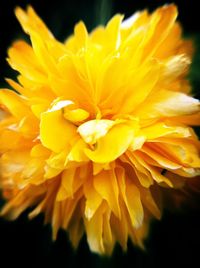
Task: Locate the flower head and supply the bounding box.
[0,4,200,254]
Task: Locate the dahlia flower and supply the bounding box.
[0,4,199,255]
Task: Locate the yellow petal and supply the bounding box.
[84,204,105,254]
[153,138,200,169]
[15,6,54,40]
[130,135,146,151]
[61,195,81,229]
[135,151,173,187]
[64,108,89,123]
[162,54,190,81]
[40,108,76,153]
[78,119,115,145]
[129,218,149,249]
[142,4,178,60]
[93,169,120,218]
[68,139,89,162]
[0,150,29,178]
[57,169,76,201]
[102,210,114,255]
[117,168,144,228]
[52,202,61,240]
[0,128,31,153]
[74,21,88,48]
[30,33,59,75]
[84,177,102,220]
[48,73,93,108]
[110,208,128,251]
[142,122,192,140]
[123,152,153,187]
[7,41,46,83]
[118,61,160,114]
[173,113,200,126]
[105,14,124,50]
[136,90,200,119]
[92,162,111,175]
[68,207,84,249]
[85,122,134,163]
[0,89,31,119]
[141,144,182,170]
[140,187,161,219]
[46,149,70,171]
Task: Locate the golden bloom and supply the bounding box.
[0,4,200,254]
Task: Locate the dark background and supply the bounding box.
[0,0,200,267]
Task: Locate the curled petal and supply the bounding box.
[85,122,135,163]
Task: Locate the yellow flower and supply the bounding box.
[0,4,200,255]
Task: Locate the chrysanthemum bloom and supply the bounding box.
[0,4,200,254]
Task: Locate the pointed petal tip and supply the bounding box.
[14,6,29,32]
[74,21,88,35]
[14,5,28,19]
[27,5,35,14]
[158,3,178,15]
[14,5,34,16]
[14,6,23,14]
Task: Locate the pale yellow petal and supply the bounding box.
[136,90,199,119]
[78,119,115,145]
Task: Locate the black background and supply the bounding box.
[0,1,200,267]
